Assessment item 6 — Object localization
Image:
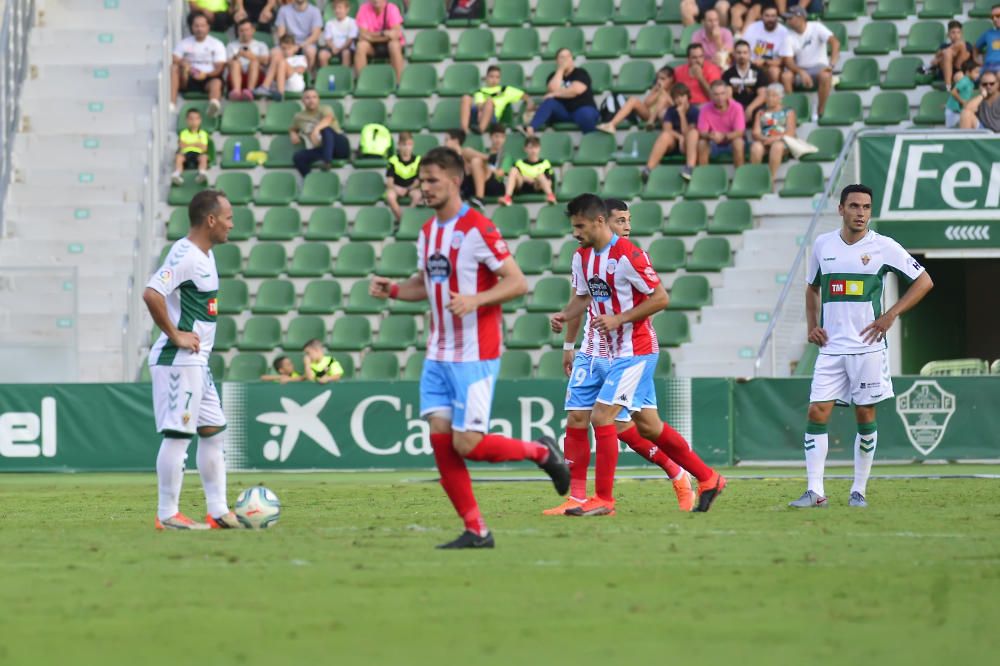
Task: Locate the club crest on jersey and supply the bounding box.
[861,253,871,266]
[588,277,611,302]
[158,269,172,284]
[426,252,451,283]
[207,298,218,317]
[450,231,465,249]
[605,258,617,274]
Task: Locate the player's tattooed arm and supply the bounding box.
[805,284,828,346]
[143,287,200,353]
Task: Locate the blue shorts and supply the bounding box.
[597,354,658,414]
[420,358,500,433]
[471,104,500,124]
[566,352,633,422]
[709,141,734,159]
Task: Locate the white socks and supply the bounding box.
[197,431,229,519]
[852,423,877,496]
[804,422,829,498]
[156,438,190,520]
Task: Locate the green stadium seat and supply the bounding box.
[489,0,528,25]
[533,0,571,25]
[515,239,552,274]
[600,166,642,200]
[316,65,352,98]
[540,132,573,166]
[358,351,400,380]
[707,200,753,234]
[344,99,387,132]
[220,135,260,169]
[684,165,727,199]
[252,279,295,314]
[553,240,576,274]
[214,316,237,351]
[351,207,394,241]
[499,27,540,60]
[405,0,446,27]
[617,131,657,165]
[872,0,915,20]
[258,207,301,241]
[238,316,281,351]
[299,280,342,314]
[377,242,418,278]
[244,243,287,278]
[662,200,708,235]
[166,209,189,240]
[574,132,616,166]
[397,207,433,240]
[438,63,479,97]
[590,62,615,94]
[964,19,992,47]
[330,352,355,379]
[727,164,772,199]
[587,26,629,59]
[168,172,207,206]
[387,99,429,132]
[283,316,326,350]
[654,351,673,377]
[209,353,226,379]
[215,172,253,205]
[454,28,496,61]
[866,91,910,125]
[525,62,556,96]
[344,280,387,314]
[992,359,1000,375]
[264,135,295,168]
[411,134,438,157]
[971,0,995,17]
[673,23,699,57]
[372,315,419,350]
[499,63,526,89]
[333,241,377,277]
[255,172,297,206]
[826,22,848,51]
[903,22,946,55]
[397,63,438,98]
[403,352,426,380]
[572,0,612,24]
[176,101,219,133]
[615,0,654,24]
[855,22,899,55]
[532,205,572,238]
[616,61,655,94]
[783,92,810,121]
[494,205,530,238]
[341,172,385,205]
[652,311,690,347]
[503,293,526,313]
[227,353,267,381]
[686,237,732,272]
[305,207,347,240]
[919,358,990,376]
[499,350,533,379]
[819,92,862,126]
[631,24,672,57]
[227,206,255,241]
[544,27,585,59]
[410,29,450,62]
[354,64,396,98]
[217,278,248,315]
[528,276,571,312]
[656,2,682,22]
[557,167,599,202]
[428,98,462,131]
[802,128,843,162]
[882,57,924,90]
[629,201,662,236]
[913,90,949,125]
[298,172,340,205]
[642,166,685,200]
[836,58,880,90]
[536,350,566,379]
[647,237,686,272]
[328,315,372,351]
[261,100,301,134]
[824,0,864,20]
[213,244,242,277]
[219,102,259,134]
[506,314,550,349]
[288,243,332,277]
[780,163,825,197]
[669,275,712,309]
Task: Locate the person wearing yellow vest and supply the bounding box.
[384,132,423,221]
[500,135,556,206]
[303,339,344,383]
[189,0,234,34]
[260,355,304,384]
[172,108,210,186]
[460,65,534,135]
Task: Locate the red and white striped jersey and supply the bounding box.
[571,234,661,358]
[417,205,511,362]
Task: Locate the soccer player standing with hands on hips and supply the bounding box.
[369,147,570,549]
[790,184,933,509]
[551,194,727,514]
[144,190,242,530]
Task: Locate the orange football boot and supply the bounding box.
[542,497,585,516]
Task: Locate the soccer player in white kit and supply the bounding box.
[790,184,933,509]
[143,190,241,530]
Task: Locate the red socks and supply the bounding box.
[654,423,713,483]
[466,433,547,464]
[593,423,619,501]
[618,425,683,479]
[430,433,485,536]
[564,426,591,500]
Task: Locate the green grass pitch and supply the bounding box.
[1,466,998,665]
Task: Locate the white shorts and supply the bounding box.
[809,350,894,406]
[151,365,226,437]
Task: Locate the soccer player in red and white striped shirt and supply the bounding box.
[550,194,727,514]
[370,147,570,548]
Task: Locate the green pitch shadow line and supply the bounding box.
[414,474,1000,483]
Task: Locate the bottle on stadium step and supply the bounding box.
[233,141,242,162]
[327,74,336,92]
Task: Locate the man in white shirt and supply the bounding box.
[226,18,270,101]
[741,4,791,84]
[780,6,840,118]
[171,12,227,115]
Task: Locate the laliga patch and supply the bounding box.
[426,252,451,283]
[588,276,611,302]
[158,269,172,284]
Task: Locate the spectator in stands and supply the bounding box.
[385,132,423,221]
[233,0,278,32]
[741,3,791,84]
[674,43,722,107]
[528,48,600,135]
[729,0,762,35]
[460,65,532,135]
[354,0,406,83]
[960,70,1000,132]
[260,355,303,383]
[189,0,233,34]
[974,6,1000,74]
[930,21,973,90]
[170,13,226,116]
[597,66,675,134]
[946,61,980,128]
[750,84,797,184]
[684,79,746,179]
[692,9,735,69]
[275,0,323,70]
[303,339,344,383]
[442,129,490,207]
[500,135,556,206]
[255,34,307,100]
[171,108,210,186]
[290,88,351,176]
[482,125,510,200]
[724,40,767,125]
[226,19,269,101]
[681,1,731,28]
[781,6,838,120]
[318,0,358,68]
[642,83,699,182]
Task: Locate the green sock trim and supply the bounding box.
[858,421,877,435]
[806,421,828,435]
[161,429,195,440]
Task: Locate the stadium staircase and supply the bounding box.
[150,0,989,383]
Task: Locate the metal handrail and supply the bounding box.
[0,0,35,233]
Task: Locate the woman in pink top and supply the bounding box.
[354,0,405,81]
[691,9,734,68]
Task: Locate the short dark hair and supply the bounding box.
[566,194,607,221]
[710,79,728,90]
[186,107,201,117]
[524,135,541,148]
[279,34,296,45]
[947,20,962,31]
[488,123,506,135]
[961,59,978,74]
[604,198,628,214]
[761,2,779,14]
[734,39,750,50]
[303,339,323,351]
[187,11,209,29]
[657,65,675,78]
[446,129,466,144]
[421,146,465,178]
[687,43,704,56]
[273,355,290,371]
[555,47,573,59]
[188,190,226,227]
[236,18,254,30]
[672,82,691,98]
[486,65,501,75]
[839,183,873,205]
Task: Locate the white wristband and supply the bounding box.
[563,342,576,351]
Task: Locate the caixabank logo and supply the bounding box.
[895,380,956,456]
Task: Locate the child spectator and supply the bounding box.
[597,66,675,134]
[303,339,344,383]
[947,61,981,128]
[275,0,323,70]
[931,20,974,90]
[261,356,303,383]
[501,135,556,206]
[642,83,699,181]
[459,65,531,135]
[319,0,358,68]
[171,108,210,186]
[255,34,307,100]
[443,129,489,207]
[385,132,423,220]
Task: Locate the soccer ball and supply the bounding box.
[234,486,281,529]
